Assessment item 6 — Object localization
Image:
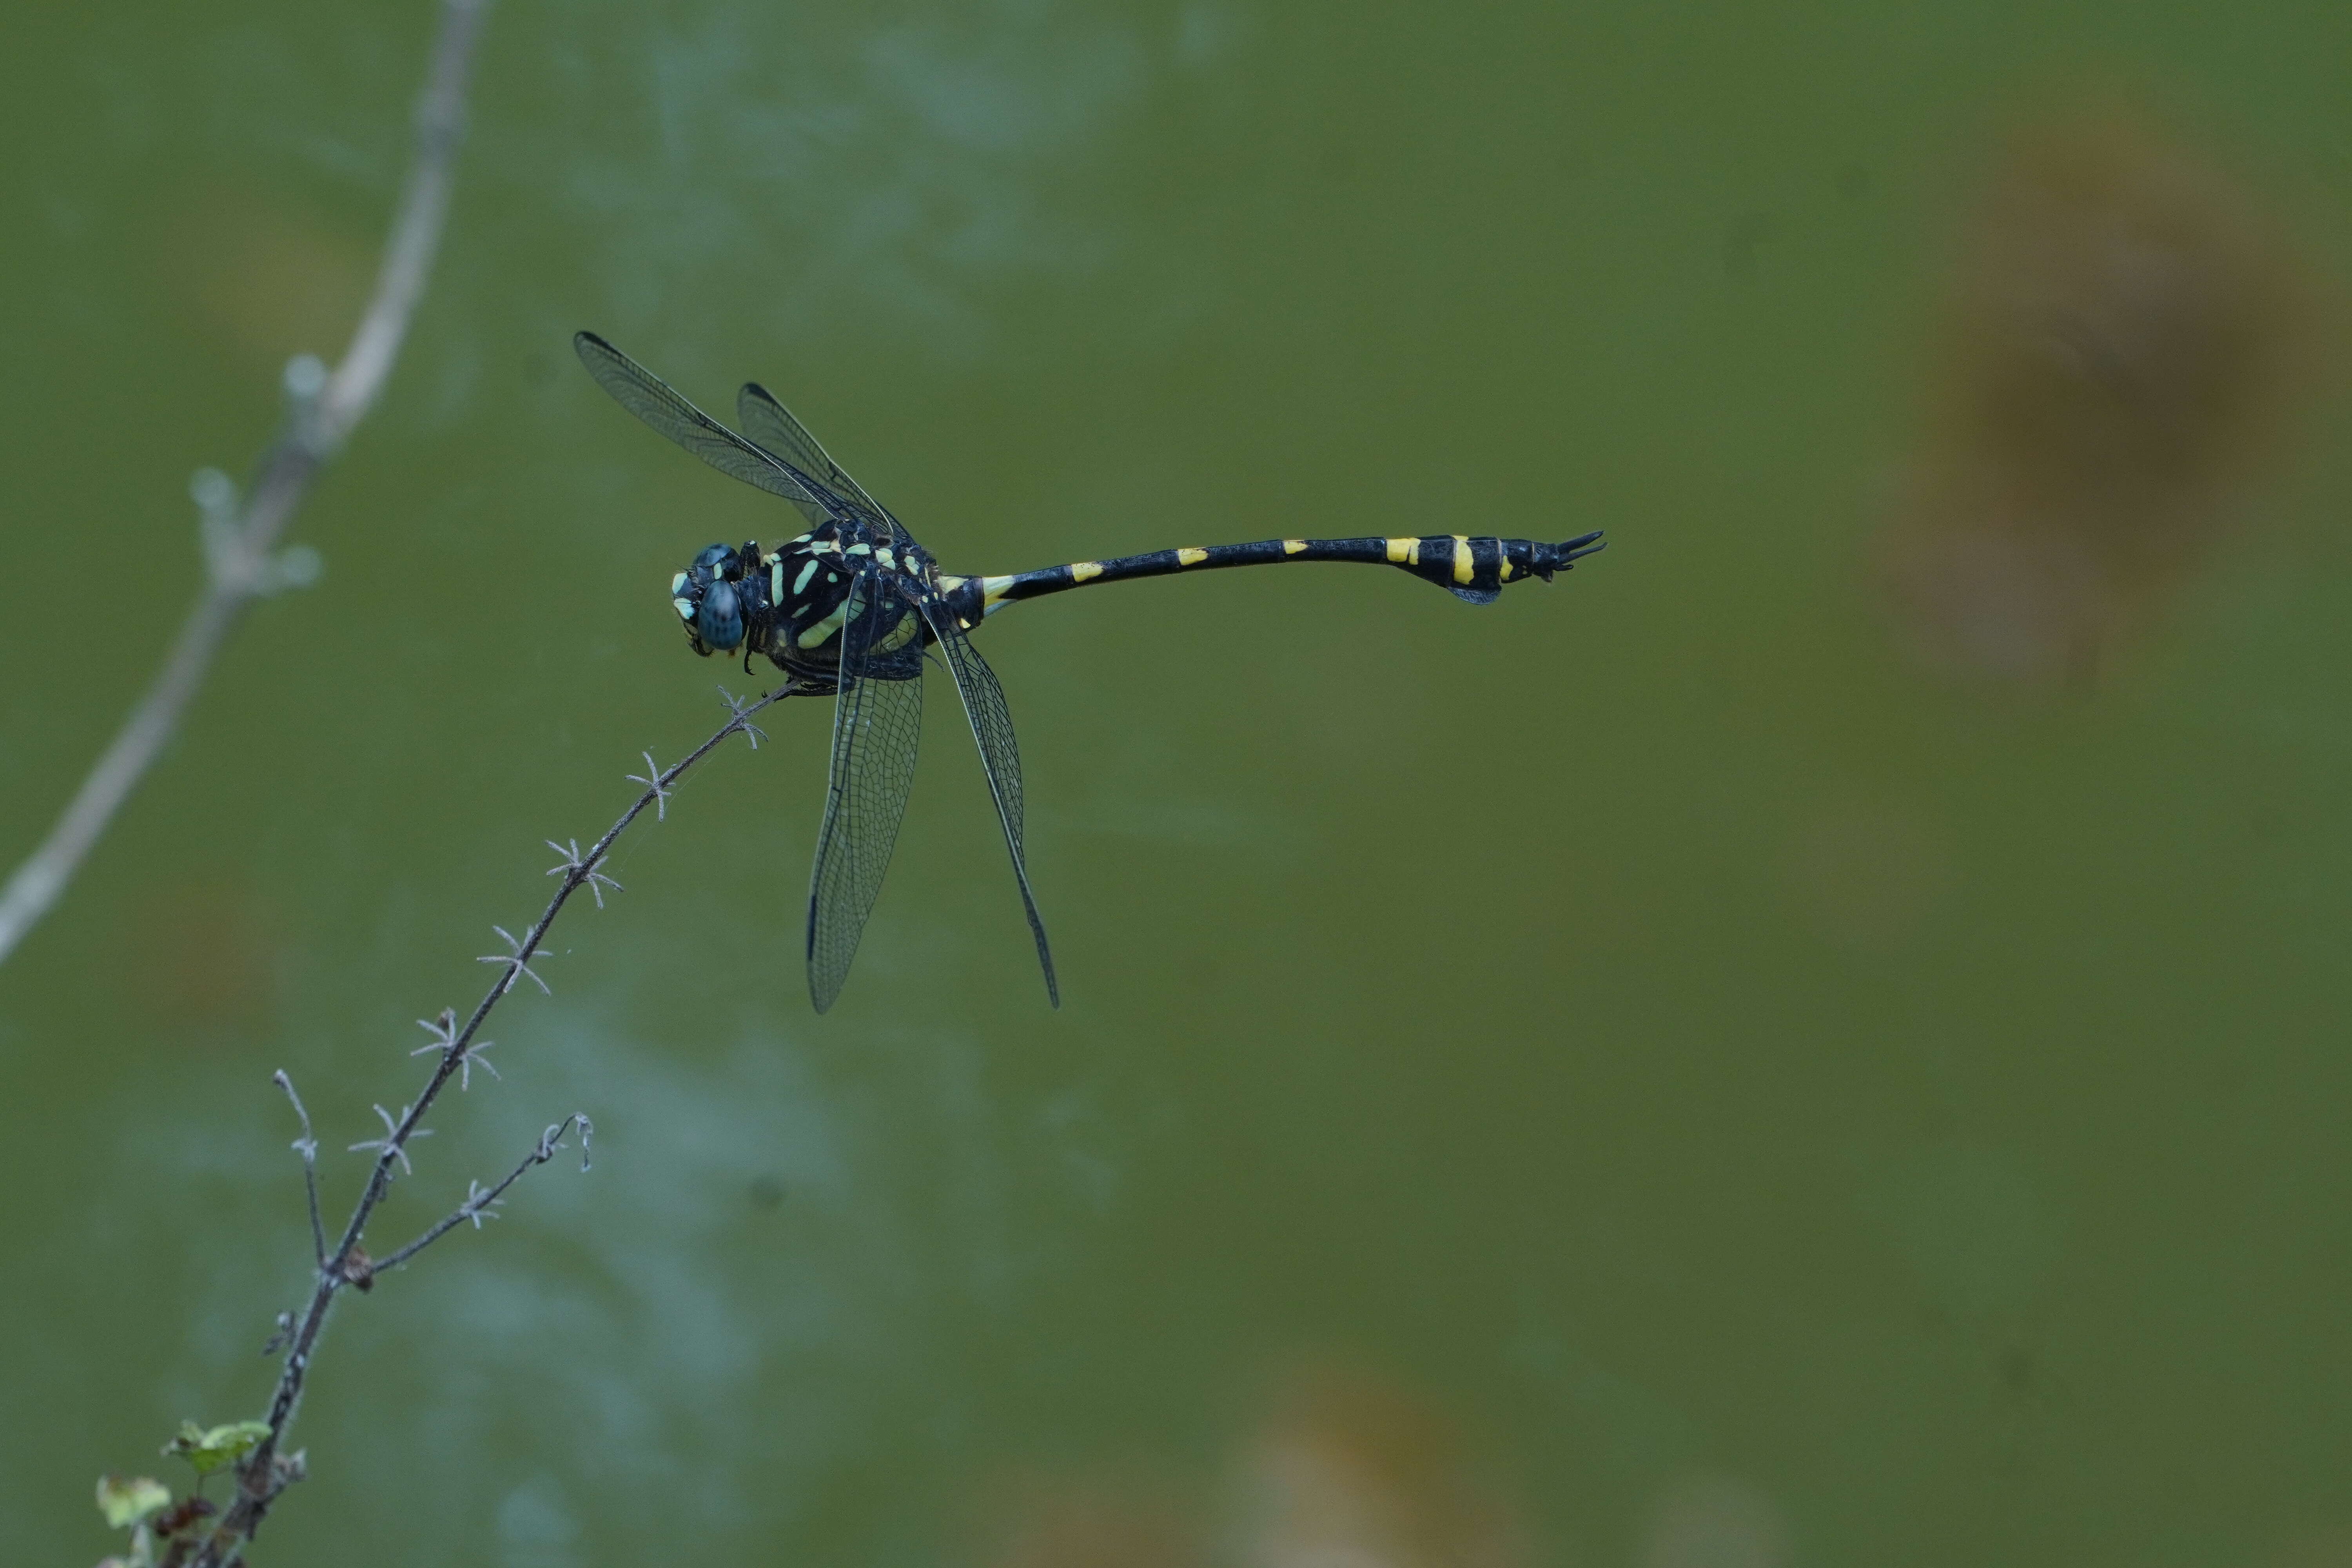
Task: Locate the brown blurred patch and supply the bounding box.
[169,186,375,367]
[131,877,279,1038]
[961,1464,1194,1568]
[1231,1363,1529,1568]
[1878,102,2322,684]
[953,1364,1537,1568]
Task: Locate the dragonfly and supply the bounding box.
[575,331,1605,1013]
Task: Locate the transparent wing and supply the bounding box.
[574,332,831,526]
[738,381,895,524]
[919,596,1060,1008]
[806,571,925,1013]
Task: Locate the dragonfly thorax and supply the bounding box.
[667,530,927,677]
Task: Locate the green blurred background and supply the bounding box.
[6,0,2352,1563]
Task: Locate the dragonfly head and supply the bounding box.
[671,541,750,656]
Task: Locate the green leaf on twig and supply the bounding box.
[95,1473,171,1529]
[163,1419,272,1475]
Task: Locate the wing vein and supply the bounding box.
[805,570,925,1012]
[919,596,1058,1007]
[574,332,833,526]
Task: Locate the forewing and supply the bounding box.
[737,382,897,529]
[919,597,1060,1008]
[574,332,831,524]
[806,570,925,1013]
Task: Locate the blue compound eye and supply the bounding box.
[691,543,732,572]
[697,578,744,651]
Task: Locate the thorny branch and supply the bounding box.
[0,0,488,969]
[370,1115,592,1276]
[183,684,791,1568]
[410,1007,499,1089]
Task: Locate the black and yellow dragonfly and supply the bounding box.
[575,332,1604,1012]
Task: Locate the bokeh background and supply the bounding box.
[6,0,2352,1564]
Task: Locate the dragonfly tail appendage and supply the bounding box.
[1546,530,1608,573]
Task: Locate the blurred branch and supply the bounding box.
[172,685,794,1568]
[269,1073,326,1269]
[0,0,492,968]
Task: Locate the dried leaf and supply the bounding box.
[95,1474,171,1530]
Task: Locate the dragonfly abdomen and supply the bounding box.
[948,530,1604,620]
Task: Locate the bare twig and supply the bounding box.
[270,1073,327,1269]
[190,684,790,1568]
[0,0,489,969]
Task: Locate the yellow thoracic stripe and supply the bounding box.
[1452,535,1474,584]
[1070,561,1103,583]
[1177,547,1208,566]
[796,603,848,648]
